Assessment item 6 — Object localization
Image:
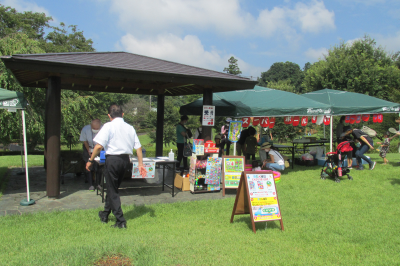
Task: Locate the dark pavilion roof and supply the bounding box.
[1,52,257,96]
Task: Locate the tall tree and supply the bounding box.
[223,56,242,75]
[0,4,131,148]
[303,36,400,101]
[258,61,305,93]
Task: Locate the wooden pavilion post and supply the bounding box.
[203,89,213,141]
[155,95,165,157]
[46,76,61,198]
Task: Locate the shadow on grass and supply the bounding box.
[124,204,156,220]
[388,178,400,185]
[232,216,282,232]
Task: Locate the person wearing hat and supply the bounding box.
[258,128,272,162]
[220,117,232,155]
[261,143,285,172]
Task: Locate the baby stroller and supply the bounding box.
[320,140,353,183]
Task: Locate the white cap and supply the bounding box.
[226,117,232,122]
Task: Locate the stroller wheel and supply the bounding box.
[348,175,353,180]
[335,178,340,183]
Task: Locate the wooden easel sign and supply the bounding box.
[230,171,284,233]
[221,155,245,196]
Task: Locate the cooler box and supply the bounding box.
[317,157,327,166]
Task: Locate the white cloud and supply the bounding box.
[117,33,263,78]
[1,0,58,23]
[374,32,400,53]
[109,0,254,36]
[304,47,328,62]
[291,1,335,33]
[107,0,335,38]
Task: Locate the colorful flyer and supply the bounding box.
[224,158,244,172]
[192,139,205,155]
[223,157,244,188]
[132,162,155,178]
[225,174,241,188]
[205,157,222,185]
[246,173,281,222]
[202,105,215,126]
[228,121,242,142]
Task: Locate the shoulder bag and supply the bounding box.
[183,139,193,157]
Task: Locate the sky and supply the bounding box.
[2,0,400,79]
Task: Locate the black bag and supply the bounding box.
[186,128,193,138]
[197,128,202,139]
[183,141,192,157]
[179,124,192,138]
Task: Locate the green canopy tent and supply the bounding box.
[0,88,34,206]
[180,86,332,117]
[303,89,400,151]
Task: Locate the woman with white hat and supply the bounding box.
[261,142,285,172]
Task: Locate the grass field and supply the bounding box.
[1,152,400,265]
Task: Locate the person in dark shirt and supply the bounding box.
[236,126,253,156]
[343,128,375,170]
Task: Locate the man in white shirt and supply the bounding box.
[79,119,102,191]
[86,104,146,229]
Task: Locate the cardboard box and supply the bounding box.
[174,174,190,191]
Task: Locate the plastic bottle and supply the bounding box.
[169,149,174,161]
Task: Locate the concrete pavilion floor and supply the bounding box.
[0,167,236,216]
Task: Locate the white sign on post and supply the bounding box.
[202,105,215,126]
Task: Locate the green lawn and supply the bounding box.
[1,153,400,265]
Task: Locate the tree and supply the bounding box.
[264,79,295,93]
[258,61,305,93]
[303,36,400,101]
[0,4,131,148]
[147,97,180,148]
[223,56,242,75]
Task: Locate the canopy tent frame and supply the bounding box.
[0,88,34,206]
[303,89,400,152]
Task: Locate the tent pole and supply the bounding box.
[330,116,333,153]
[20,109,34,206]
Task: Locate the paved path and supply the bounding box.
[0,167,236,216]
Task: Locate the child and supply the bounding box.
[252,160,261,171]
[245,127,258,163]
[376,131,398,164]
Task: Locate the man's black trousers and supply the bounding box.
[103,154,130,224]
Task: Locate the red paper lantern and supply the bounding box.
[284,116,293,125]
[269,117,276,129]
[356,115,361,124]
[292,116,300,126]
[311,116,317,123]
[252,117,260,126]
[349,115,357,124]
[345,115,351,123]
[377,113,383,123]
[301,116,308,126]
[260,117,269,128]
[373,114,378,123]
[323,116,331,125]
[362,114,370,122]
[242,117,250,127]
